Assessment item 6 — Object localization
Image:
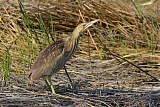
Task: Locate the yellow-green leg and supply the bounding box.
[45,77,56,94]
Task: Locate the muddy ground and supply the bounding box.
[1,56,160,107]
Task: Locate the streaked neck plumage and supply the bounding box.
[63,19,99,58]
[64,28,81,55]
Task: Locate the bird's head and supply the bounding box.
[72,19,100,38]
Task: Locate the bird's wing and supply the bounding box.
[29,41,64,80]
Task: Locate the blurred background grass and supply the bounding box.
[0,0,159,85]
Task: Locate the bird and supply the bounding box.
[28,19,100,94]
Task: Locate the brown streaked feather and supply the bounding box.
[29,40,64,80]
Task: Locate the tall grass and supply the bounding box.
[0,0,55,85]
[130,0,159,55]
[1,45,12,86]
[0,0,159,85]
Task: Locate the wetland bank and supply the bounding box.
[0,0,160,106]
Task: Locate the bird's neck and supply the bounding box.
[64,33,80,54]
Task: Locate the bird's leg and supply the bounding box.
[45,79,50,88]
[64,65,72,83]
[64,65,76,90]
[46,77,56,94]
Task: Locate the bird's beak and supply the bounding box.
[82,19,100,32]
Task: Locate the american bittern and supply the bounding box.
[28,19,99,94]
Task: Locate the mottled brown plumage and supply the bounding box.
[28,19,99,94]
[29,41,64,80]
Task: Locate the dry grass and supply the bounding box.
[0,0,160,106]
[0,0,159,76]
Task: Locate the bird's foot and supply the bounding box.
[68,82,80,90]
[43,85,56,94]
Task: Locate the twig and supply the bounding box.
[95,32,160,82]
